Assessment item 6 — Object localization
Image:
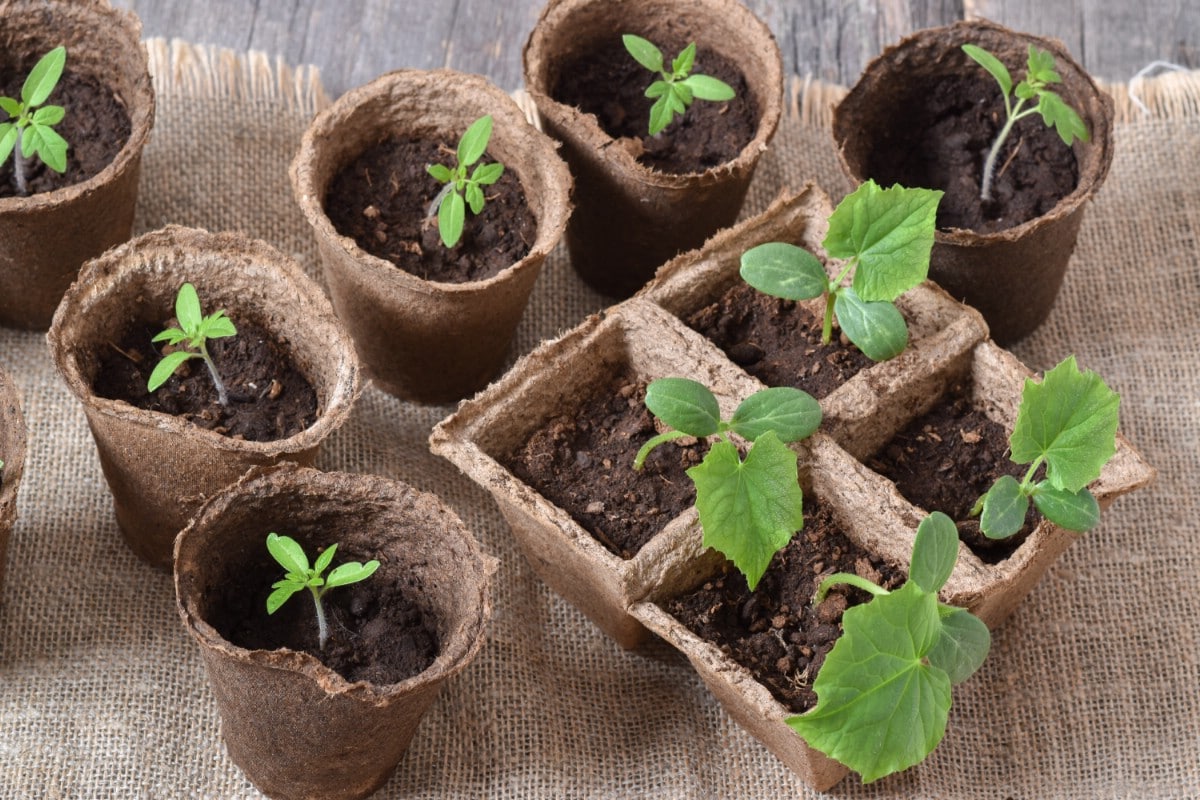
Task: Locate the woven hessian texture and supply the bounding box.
[0,39,1194,799]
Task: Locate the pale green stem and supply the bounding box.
[13,128,28,197]
[822,259,859,344]
[814,572,889,604]
[980,99,1039,202]
[308,586,330,649]
[198,342,230,406]
[633,429,690,470]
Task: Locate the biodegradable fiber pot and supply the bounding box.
[523,0,783,298]
[175,464,495,800]
[0,0,155,330]
[0,367,26,595]
[47,226,360,569]
[833,19,1114,344]
[291,69,572,404]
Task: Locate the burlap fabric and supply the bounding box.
[0,39,1193,798]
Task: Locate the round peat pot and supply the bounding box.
[0,367,27,596]
[833,19,1114,344]
[0,0,155,330]
[523,0,783,298]
[291,68,571,404]
[175,465,495,800]
[47,226,360,569]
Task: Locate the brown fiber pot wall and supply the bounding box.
[0,367,26,595]
[47,226,361,569]
[175,465,495,800]
[291,69,571,404]
[0,0,155,330]
[833,19,1114,344]
[523,0,783,298]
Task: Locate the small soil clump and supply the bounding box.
[667,500,905,713]
[505,367,704,559]
[324,135,536,283]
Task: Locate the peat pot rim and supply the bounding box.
[174,463,496,701]
[46,225,361,457]
[833,17,1114,246]
[0,0,156,215]
[522,0,784,190]
[290,67,572,297]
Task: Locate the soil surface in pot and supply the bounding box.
[205,545,439,685]
[94,320,319,442]
[866,381,1040,561]
[504,367,704,560]
[667,499,905,713]
[686,281,875,399]
[863,72,1077,234]
[0,68,131,198]
[324,135,536,283]
[551,36,758,174]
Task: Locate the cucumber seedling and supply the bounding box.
[622,35,735,136]
[147,282,238,406]
[740,180,943,361]
[634,377,822,589]
[789,511,991,782]
[972,355,1120,539]
[265,532,380,650]
[426,114,505,248]
[0,46,69,197]
[962,43,1090,202]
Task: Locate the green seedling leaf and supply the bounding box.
[1037,91,1090,145]
[728,387,821,444]
[739,242,827,301]
[1032,483,1100,531]
[0,125,15,165]
[1025,45,1061,85]
[32,104,64,126]
[644,378,721,438]
[439,189,467,247]
[909,511,958,594]
[929,606,992,684]
[426,163,453,183]
[978,474,1029,540]
[22,46,66,107]
[789,581,949,783]
[326,559,381,588]
[427,114,503,248]
[689,433,804,590]
[0,97,20,117]
[472,161,504,185]
[457,115,492,167]
[962,43,1011,96]
[622,34,663,73]
[147,283,237,405]
[833,288,908,361]
[146,350,194,393]
[1,47,70,194]
[266,584,301,615]
[313,543,337,576]
[1010,355,1119,493]
[824,180,942,302]
[33,125,67,172]
[175,282,202,333]
[267,531,309,575]
[624,34,735,135]
[264,533,379,648]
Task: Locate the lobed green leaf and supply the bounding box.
[833,289,908,362]
[644,377,721,438]
[689,433,804,591]
[457,115,493,167]
[962,44,1012,97]
[1032,483,1100,532]
[682,74,735,102]
[979,474,1029,540]
[266,532,310,575]
[740,241,828,301]
[928,606,991,685]
[672,42,696,77]
[788,581,950,783]
[1026,45,1062,85]
[197,310,237,340]
[1037,91,1090,145]
[22,46,66,108]
[728,387,821,444]
[622,34,663,73]
[824,181,942,302]
[909,511,958,594]
[146,350,195,392]
[472,161,504,186]
[1009,355,1119,493]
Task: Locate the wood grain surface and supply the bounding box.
[110,0,1198,97]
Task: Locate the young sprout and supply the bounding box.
[622,35,735,136]
[972,355,1119,539]
[0,46,69,197]
[740,180,942,361]
[789,512,991,782]
[147,283,238,406]
[635,377,822,589]
[265,532,380,650]
[962,43,1090,202]
[426,115,505,248]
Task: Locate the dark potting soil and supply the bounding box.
[324,135,536,283]
[204,542,439,685]
[551,35,758,174]
[863,71,1078,234]
[504,368,704,560]
[0,68,131,198]
[866,382,1040,561]
[667,500,905,713]
[93,320,319,443]
[685,281,875,400]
